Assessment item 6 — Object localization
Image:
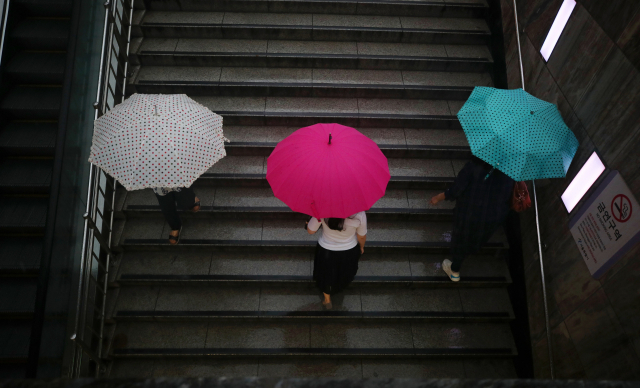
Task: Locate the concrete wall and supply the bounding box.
[499,0,640,380]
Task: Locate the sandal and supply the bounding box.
[168,226,182,245]
[191,198,201,213]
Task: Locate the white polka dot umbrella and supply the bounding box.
[88,94,227,191]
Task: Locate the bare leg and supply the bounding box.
[169,229,180,245]
[322,292,332,309]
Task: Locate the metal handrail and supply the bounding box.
[0,0,9,69]
[69,0,134,378]
[511,0,554,379]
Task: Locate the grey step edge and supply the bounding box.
[122,205,455,221]
[201,112,461,129]
[222,142,471,158]
[138,0,489,18]
[112,347,516,357]
[131,80,476,100]
[135,51,492,72]
[114,310,512,321]
[120,239,507,253]
[138,23,490,45]
[150,173,455,189]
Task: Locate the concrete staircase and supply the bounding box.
[106,0,518,378]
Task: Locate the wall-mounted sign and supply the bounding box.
[569,171,640,278]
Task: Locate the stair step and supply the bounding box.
[116,274,509,286]
[118,217,508,253]
[134,38,493,72]
[0,159,52,194]
[0,237,42,275]
[0,122,57,156]
[114,251,509,283]
[1,86,62,120]
[121,187,456,221]
[112,284,513,318]
[108,357,515,378]
[111,321,516,357]
[5,52,67,84]
[139,12,490,44]
[132,154,467,189]
[0,197,49,233]
[138,0,488,18]
[10,18,70,51]
[223,142,471,158]
[221,126,470,157]
[13,0,73,17]
[114,347,515,357]
[123,205,455,221]
[116,309,511,320]
[186,96,465,128]
[133,66,492,99]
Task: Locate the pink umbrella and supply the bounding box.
[267,123,390,219]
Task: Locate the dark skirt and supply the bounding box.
[313,243,361,295]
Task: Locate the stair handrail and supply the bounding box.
[69,0,134,378]
[511,0,554,379]
[0,0,9,68]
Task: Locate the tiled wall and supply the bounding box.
[499,0,640,380]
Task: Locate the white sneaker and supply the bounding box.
[442,259,460,282]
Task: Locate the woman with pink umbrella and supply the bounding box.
[267,123,390,310]
[306,213,367,309]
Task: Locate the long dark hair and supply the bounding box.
[324,218,345,231]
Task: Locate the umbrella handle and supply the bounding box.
[328,133,332,145]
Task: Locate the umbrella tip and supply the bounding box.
[329,133,332,145]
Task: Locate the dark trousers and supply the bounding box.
[450,221,508,273]
[154,187,196,231]
[451,253,465,273]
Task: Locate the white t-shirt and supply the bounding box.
[307,212,367,251]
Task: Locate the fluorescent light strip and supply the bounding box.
[561,152,606,213]
[540,0,577,62]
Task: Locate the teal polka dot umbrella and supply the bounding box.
[458,87,579,181]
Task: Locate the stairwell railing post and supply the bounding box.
[94,176,117,376]
[70,334,106,372]
[73,0,110,370]
[512,0,554,379]
[121,0,134,103]
[70,0,134,378]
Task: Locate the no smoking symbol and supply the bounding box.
[611,194,632,223]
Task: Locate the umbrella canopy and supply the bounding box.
[89,94,226,191]
[266,123,390,219]
[457,87,579,181]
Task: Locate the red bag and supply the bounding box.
[511,181,532,212]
